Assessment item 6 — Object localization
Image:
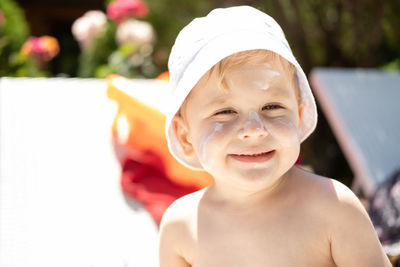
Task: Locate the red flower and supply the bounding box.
[107,0,149,24]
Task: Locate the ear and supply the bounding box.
[171,115,195,157]
[297,102,305,128]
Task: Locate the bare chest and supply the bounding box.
[185,209,336,267]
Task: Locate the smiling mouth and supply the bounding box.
[229,150,275,163]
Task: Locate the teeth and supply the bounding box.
[240,152,269,156]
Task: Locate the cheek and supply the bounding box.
[268,117,300,147]
[196,123,228,168]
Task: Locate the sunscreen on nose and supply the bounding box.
[244,111,265,131]
[239,111,269,138]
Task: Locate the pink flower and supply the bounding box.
[72,10,107,49]
[0,10,5,29]
[115,19,155,46]
[107,0,149,24]
[21,36,60,64]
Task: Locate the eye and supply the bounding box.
[262,104,283,110]
[214,109,236,116]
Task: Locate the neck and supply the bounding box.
[206,167,295,208]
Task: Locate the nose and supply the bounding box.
[238,111,269,139]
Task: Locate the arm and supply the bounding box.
[329,181,391,267]
[159,202,191,267]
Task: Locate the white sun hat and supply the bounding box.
[165,5,318,170]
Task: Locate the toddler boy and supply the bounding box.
[159,6,391,267]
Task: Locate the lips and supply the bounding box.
[229,150,275,163]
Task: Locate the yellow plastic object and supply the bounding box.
[106,74,214,188]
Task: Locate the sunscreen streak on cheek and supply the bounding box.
[270,117,299,147]
[198,123,224,170]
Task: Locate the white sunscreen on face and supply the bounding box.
[271,117,299,147]
[226,63,280,91]
[198,123,223,169]
[254,69,280,90]
[243,111,265,131]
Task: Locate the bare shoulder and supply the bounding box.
[292,168,391,266]
[294,168,370,227]
[292,167,364,211]
[160,188,204,227]
[288,168,367,228]
[159,189,204,266]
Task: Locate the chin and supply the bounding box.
[232,166,281,189]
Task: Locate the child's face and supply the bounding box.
[173,55,303,192]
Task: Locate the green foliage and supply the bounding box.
[381,58,400,71]
[77,22,117,77]
[0,0,29,50]
[253,0,400,71]
[77,20,158,79]
[95,43,157,78]
[0,0,45,77]
[2,50,47,77]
